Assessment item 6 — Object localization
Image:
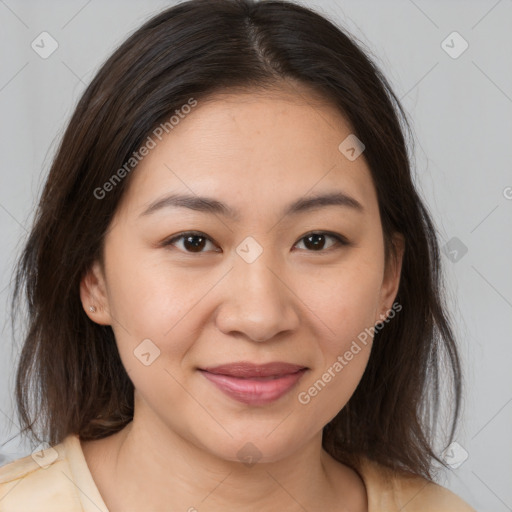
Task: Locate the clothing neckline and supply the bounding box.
[63,434,110,512]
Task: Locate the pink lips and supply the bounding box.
[199,362,308,405]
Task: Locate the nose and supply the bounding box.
[214,251,300,343]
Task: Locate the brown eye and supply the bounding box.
[163,232,218,253]
[294,232,348,252]
[163,230,348,255]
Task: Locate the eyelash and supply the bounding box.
[161,230,350,254]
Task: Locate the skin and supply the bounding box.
[80,84,404,512]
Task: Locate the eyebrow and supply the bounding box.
[140,191,364,221]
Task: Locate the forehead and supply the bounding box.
[117,87,378,221]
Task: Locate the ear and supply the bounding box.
[375,233,405,324]
[80,260,112,326]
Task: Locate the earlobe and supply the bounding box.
[80,260,112,326]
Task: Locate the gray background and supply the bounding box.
[1,0,511,510]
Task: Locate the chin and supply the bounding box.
[198,426,315,466]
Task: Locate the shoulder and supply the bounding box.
[356,456,477,512]
[0,436,84,512]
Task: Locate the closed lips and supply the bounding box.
[198,362,309,405]
[199,362,308,378]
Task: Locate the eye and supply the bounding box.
[293,231,349,252]
[162,230,349,254]
[162,231,219,253]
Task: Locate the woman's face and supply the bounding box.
[81,87,403,463]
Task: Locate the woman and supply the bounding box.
[0,0,476,510]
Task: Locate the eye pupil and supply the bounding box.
[304,233,326,251]
[184,235,206,252]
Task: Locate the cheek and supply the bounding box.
[294,257,383,349]
[103,246,207,374]
[295,345,371,441]
[291,259,382,424]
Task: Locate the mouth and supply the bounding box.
[198,362,308,405]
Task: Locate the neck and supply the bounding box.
[89,397,367,511]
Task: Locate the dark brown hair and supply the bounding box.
[11,0,462,481]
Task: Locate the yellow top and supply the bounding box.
[0,434,476,511]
